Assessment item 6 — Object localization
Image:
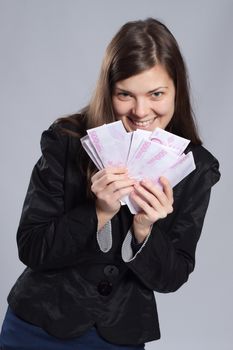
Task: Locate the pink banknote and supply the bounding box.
[87,121,131,167]
[81,121,196,214]
[150,127,190,155]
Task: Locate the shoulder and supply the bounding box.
[190,144,219,169]
[51,113,86,137]
[40,114,86,157]
[42,114,86,143]
[186,144,221,189]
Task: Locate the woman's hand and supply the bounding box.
[91,167,135,230]
[131,177,174,243]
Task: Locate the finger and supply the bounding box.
[140,180,168,206]
[159,177,174,204]
[91,168,129,187]
[95,183,134,209]
[105,166,128,174]
[108,178,136,193]
[130,191,155,217]
[133,183,165,213]
[114,185,135,201]
[91,174,136,200]
[92,173,133,195]
[131,190,168,220]
[91,166,128,183]
[134,180,174,216]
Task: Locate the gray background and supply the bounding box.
[0,0,232,349]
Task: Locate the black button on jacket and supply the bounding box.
[7,119,221,346]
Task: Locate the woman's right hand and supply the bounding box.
[91,167,135,229]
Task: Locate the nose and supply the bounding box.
[132,98,150,119]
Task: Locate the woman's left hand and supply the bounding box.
[130,177,174,243]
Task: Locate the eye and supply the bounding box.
[152,91,163,98]
[118,92,129,97]
[117,92,132,101]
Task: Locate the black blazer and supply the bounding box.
[7,120,220,346]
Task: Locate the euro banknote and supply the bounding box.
[81,121,195,214]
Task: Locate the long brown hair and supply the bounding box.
[57,18,202,193]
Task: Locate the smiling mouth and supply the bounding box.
[128,117,157,128]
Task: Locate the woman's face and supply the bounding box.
[112,64,175,132]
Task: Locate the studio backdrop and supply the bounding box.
[0,1,232,349]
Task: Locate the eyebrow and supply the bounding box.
[114,86,168,94]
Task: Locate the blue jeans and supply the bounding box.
[0,307,145,350]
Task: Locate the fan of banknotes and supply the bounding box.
[81,121,195,214]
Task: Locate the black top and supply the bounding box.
[7,120,220,345]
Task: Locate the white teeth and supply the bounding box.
[132,118,154,127]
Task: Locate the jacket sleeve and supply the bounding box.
[16,124,98,271]
[122,152,220,293]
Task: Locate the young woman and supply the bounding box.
[0,18,220,350]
